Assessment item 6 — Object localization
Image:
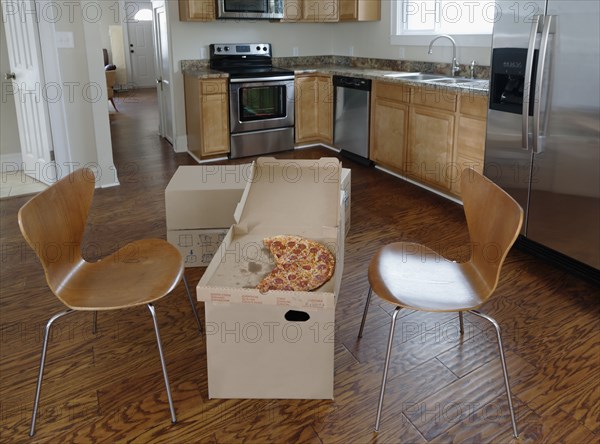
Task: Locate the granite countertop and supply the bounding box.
[181,62,489,95]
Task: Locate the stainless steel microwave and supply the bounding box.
[217,0,284,20]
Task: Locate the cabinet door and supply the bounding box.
[295,76,318,143]
[370,97,409,171]
[179,0,215,21]
[316,75,333,143]
[283,0,303,21]
[339,0,357,20]
[408,106,455,190]
[451,94,487,195]
[303,0,339,22]
[201,92,230,156]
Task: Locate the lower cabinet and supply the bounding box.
[370,81,410,171]
[451,93,488,195]
[295,74,333,145]
[369,81,488,198]
[184,76,230,160]
[407,86,456,190]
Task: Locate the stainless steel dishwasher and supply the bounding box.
[333,75,372,164]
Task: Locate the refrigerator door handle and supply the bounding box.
[522,14,542,151]
[533,15,555,154]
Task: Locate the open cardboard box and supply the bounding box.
[197,157,343,399]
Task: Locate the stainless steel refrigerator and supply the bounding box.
[485,0,600,273]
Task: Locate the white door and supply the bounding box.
[126,2,156,88]
[1,0,56,184]
[153,3,173,142]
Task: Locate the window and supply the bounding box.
[392,0,495,47]
[133,8,153,21]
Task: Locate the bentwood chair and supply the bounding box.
[358,168,524,438]
[18,168,202,436]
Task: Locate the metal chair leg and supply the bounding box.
[375,306,401,432]
[459,311,464,335]
[469,310,518,438]
[183,274,202,334]
[358,287,373,339]
[147,304,176,423]
[30,309,75,437]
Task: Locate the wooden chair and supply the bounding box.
[18,168,202,436]
[358,168,524,438]
[105,69,118,111]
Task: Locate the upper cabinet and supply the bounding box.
[180,0,379,22]
[284,0,380,22]
[179,0,216,21]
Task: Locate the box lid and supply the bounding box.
[234,158,341,232]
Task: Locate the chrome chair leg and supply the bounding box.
[183,274,202,334]
[358,287,373,339]
[459,311,464,335]
[469,310,518,438]
[147,304,176,423]
[375,306,401,432]
[30,309,75,437]
[92,311,98,335]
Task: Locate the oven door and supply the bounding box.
[229,78,295,133]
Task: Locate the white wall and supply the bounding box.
[0,18,22,162]
[39,0,117,187]
[330,1,492,65]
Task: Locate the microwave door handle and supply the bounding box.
[522,14,542,151]
[533,15,555,154]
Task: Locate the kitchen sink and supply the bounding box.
[424,77,480,84]
[383,72,445,81]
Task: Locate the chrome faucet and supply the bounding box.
[428,35,460,77]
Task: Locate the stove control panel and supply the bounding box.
[210,43,272,57]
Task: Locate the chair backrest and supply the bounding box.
[105,70,116,99]
[461,168,524,296]
[18,168,95,301]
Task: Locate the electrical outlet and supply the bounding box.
[292,47,299,56]
[200,47,207,59]
[398,47,406,59]
[349,46,354,56]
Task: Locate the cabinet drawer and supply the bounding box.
[201,79,228,95]
[413,86,457,112]
[373,81,411,104]
[460,94,488,118]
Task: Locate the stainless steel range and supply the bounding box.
[209,43,295,159]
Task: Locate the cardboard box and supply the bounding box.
[165,165,250,267]
[341,168,351,235]
[165,164,250,230]
[167,228,228,267]
[197,157,343,399]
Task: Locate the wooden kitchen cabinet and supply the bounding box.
[284,0,379,22]
[184,76,230,160]
[369,81,487,198]
[451,93,488,195]
[369,81,411,172]
[295,74,333,145]
[407,86,457,191]
[179,0,215,21]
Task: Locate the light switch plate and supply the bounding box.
[55,32,74,49]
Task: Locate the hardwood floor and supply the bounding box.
[1,89,598,443]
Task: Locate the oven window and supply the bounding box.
[223,0,268,13]
[239,85,286,121]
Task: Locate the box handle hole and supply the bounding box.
[284,310,310,322]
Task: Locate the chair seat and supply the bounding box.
[368,242,492,312]
[54,239,184,310]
